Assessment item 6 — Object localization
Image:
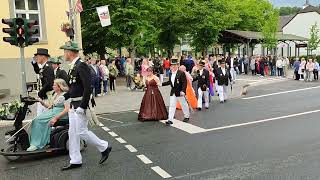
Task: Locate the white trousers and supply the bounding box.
[217,85,228,102]
[159,74,164,84]
[69,108,108,164]
[168,95,190,120]
[197,88,209,108]
[36,102,47,116]
[230,68,236,81]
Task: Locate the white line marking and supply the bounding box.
[134,111,139,114]
[160,119,206,134]
[137,154,153,164]
[151,166,172,179]
[115,137,127,144]
[203,109,320,133]
[108,131,118,137]
[98,123,104,127]
[125,145,138,152]
[242,86,320,100]
[97,116,124,123]
[102,127,110,131]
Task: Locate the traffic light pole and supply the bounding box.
[19,47,27,97]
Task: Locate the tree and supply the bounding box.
[187,0,240,56]
[262,9,279,55]
[279,6,301,16]
[308,23,320,55]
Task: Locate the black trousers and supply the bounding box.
[109,76,116,91]
[314,70,319,80]
[294,71,300,80]
[244,64,248,74]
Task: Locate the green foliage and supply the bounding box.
[308,23,320,53]
[279,6,301,16]
[262,9,279,50]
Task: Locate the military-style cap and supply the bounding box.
[170,56,179,65]
[49,56,63,64]
[218,59,226,64]
[60,41,82,52]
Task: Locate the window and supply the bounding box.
[14,0,42,39]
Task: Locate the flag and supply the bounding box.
[96,6,111,27]
[75,0,83,13]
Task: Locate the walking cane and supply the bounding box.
[6,120,33,143]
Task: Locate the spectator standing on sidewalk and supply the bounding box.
[125,58,134,90]
[293,58,300,80]
[276,57,283,77]
[306,59,314,82]
[141,59,149,85]
[243,55,249,75]
[163,58,170,77]
[108,59,119,93]
[99,59,109,96]
[299,58,306,80]
[313,59,319,81]
[250,56,256,76]
[283,57,290,77]
[89,58,102,97]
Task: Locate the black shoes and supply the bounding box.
[197,108,202,111]
[61,164,82,171]
[165,120,173,125]
[183,118,190,122]
[99,146,112,164]
[220,101,224,104]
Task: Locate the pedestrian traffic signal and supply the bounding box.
[2,18,39,47]
[24,19,39,46]
[2,18,17,45]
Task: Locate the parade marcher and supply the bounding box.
[226,54,237,82]
[194,61,210,110]
[49,57,69,83]
[31,48,55,115]
[162,57,190,124]
[138,67,168,121]
[216,60,232,103]
[60,41,111,170]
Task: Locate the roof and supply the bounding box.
[280,5,320,30]
[218,30,308,44]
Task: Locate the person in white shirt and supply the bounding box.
[276,57,283,77]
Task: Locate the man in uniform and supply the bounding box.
[194,60,210,110]
[49,57,69,83]
[60,41,112,171]
[162,56,190,124]
[216,60,232,103]
[31,48,54,115]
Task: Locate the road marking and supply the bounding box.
[242,86,320,100]
[98,123,104,127]
[137,154,153,164]
[115,137,127,144]
[102,127,110,131]
[151,166,172,179]
[108,131,118,137]
[97,116,124,123]
[160,119,206,134]
[203,109,320,133]
[125,145,138,152]
[134,110,139,114]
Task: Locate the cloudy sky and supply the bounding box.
[269,0,320,7]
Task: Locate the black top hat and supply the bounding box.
[170,58,179,65]
[218,59,225,64]
[34,48,50,57]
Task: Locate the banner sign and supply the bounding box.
[96,5,111,27]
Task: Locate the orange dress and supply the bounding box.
[176,78,197,109]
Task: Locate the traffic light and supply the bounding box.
[24,19,39,46]
[2,18,39,47]
[2,18,17,45]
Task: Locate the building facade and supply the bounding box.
[0,0,82,95]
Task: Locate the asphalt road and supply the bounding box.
[1,80,320,180]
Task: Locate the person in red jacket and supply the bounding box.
[163,58,170,77]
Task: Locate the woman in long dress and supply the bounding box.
[176,65,197,109]
[138,67,168,121]
[27,79,69,151]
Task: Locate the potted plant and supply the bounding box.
[0,100,24,120]
[61,22,74,40]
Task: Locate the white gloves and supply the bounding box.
[180,91,185,96]
[76,107,85,114]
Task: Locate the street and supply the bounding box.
[1,79,320,180]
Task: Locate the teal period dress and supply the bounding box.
[29,93,68,149]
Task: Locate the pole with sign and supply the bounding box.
[96,6,111,27]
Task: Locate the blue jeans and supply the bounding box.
[102,80,108,93]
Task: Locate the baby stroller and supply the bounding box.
[130,73,145,91]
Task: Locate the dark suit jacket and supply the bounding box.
[162,70,187,97]
[64,59,91,109]
[216,67,232,86]
[55,68,69,83]
[31,61,54,99]
[194,69,210,90]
